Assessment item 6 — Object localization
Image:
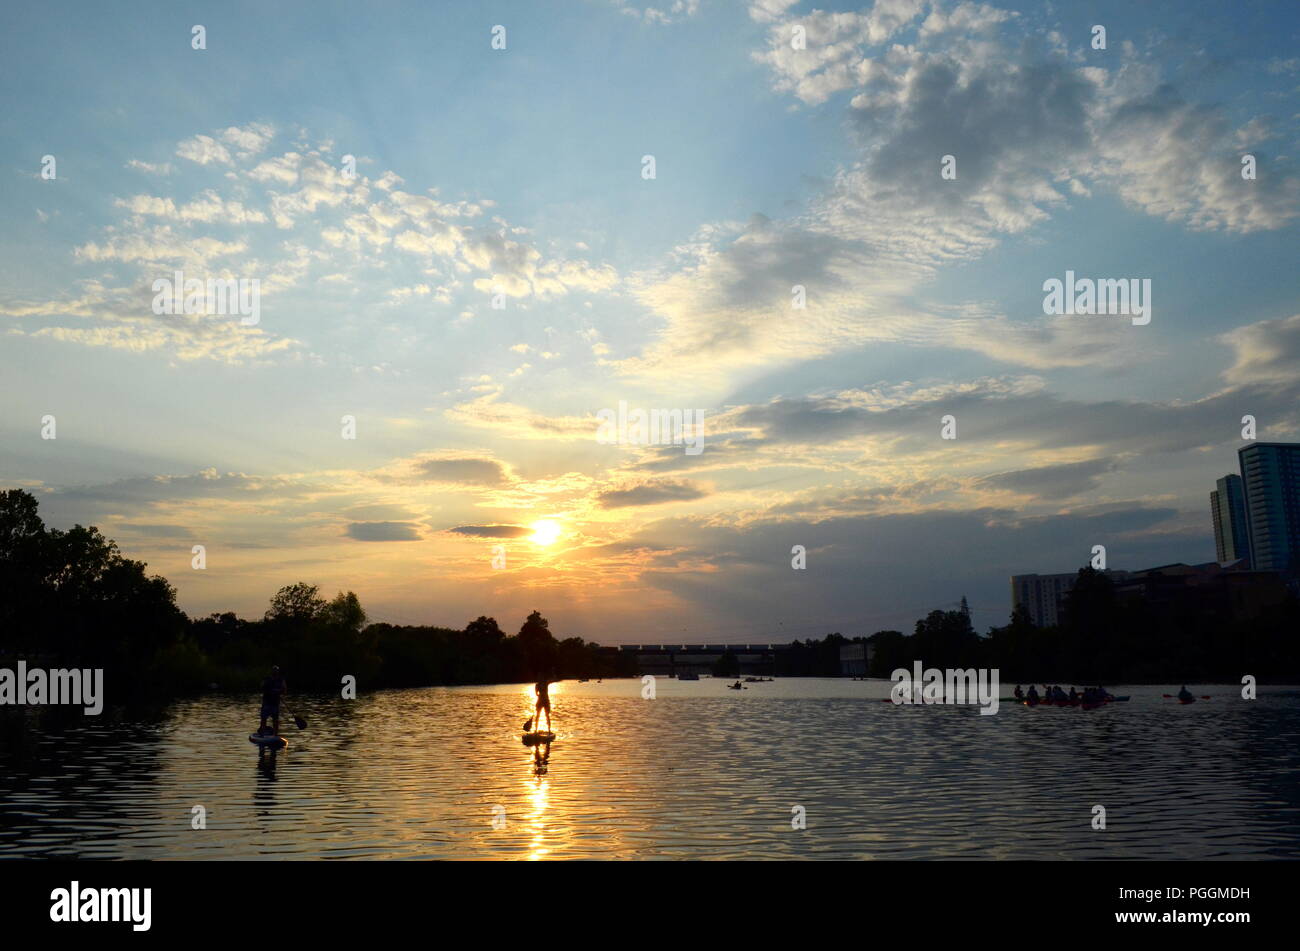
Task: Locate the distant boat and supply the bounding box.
[677,672,700,681]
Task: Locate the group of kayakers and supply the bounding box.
[1014,683,1113,706]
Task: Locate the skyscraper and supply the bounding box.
[1238,442,1300,573]
[1211,473,1251,565]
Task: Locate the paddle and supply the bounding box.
[282,707,308,730]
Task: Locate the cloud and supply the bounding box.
[248,153,302,185]
[976,458,1118,499]
[616,0,701,25]
[1219,314,1300,387]
[414,456,509,485]
[612,501,1192,633]
[748,0,800,23]
[614,2,1299,389]
[444,395,598,441]
[126,159,173,175]
[346,521,423,541]
[1092,86,1300,233]
[116,190,267,225]
[50,468,316,505]
[220,122,275,157]
[176,134,232,166]
[116,523,194,538]
[700,373,1300,461]
[597,479,708,508]
[75,228,247,266]
[445,524,532,538]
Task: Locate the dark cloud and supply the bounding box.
[852,55,1093,213]
[727,380,1300,457]
[116,523,194,538]
[415,457,506,484]
[346,521,422,541]
[624,503,1192,636]
[50,470,301,505]
[977,458,1117,499]
[445,524,531,538]
[597,480,708,508]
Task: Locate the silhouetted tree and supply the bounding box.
[517,610,556,676]
[713,650,740,677]
[265,583,326,623]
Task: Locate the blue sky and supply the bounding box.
[2,0,1299,639]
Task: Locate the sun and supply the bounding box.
[530,519,562,546]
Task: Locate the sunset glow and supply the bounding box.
[530,520,563,547]
[2,0,1296,651]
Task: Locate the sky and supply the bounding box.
[2,0,1299,641]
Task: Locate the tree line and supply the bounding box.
[3,489,1297,702]
[0,489,632,700]
[858,571,1300,683]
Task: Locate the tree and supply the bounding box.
[0,488,44,553]
[465,616,504,641]
[0,489,186,675]
[322,591,366,633]
[517,610,556,676]
[265,583,326,623]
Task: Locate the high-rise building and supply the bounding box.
[1009,570,1131,627]
[1210,473,1251,565]
[1238,443,1300,573]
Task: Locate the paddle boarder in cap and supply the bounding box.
[259,666,287,736]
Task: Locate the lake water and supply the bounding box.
[2,678,1298,859]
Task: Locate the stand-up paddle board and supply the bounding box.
[521,731,555,746]
[249,733,287,749]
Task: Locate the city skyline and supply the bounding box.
[3,0,1300,639]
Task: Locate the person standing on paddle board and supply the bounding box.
[532,676,553,733]
[259,666,287,736]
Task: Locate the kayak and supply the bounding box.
[249,733,287,749]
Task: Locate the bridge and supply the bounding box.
[614,643,790,676]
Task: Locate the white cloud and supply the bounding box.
[220,122,275,156]
[176,134,232,166]
[1219,314,1300,386]
[126,159,174,175]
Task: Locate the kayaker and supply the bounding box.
[1026,685,1039,702]
[1178,685,1194,702]
[1068,687,1079,703]
[258,665,287,736]
[1014,685,1024,700]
